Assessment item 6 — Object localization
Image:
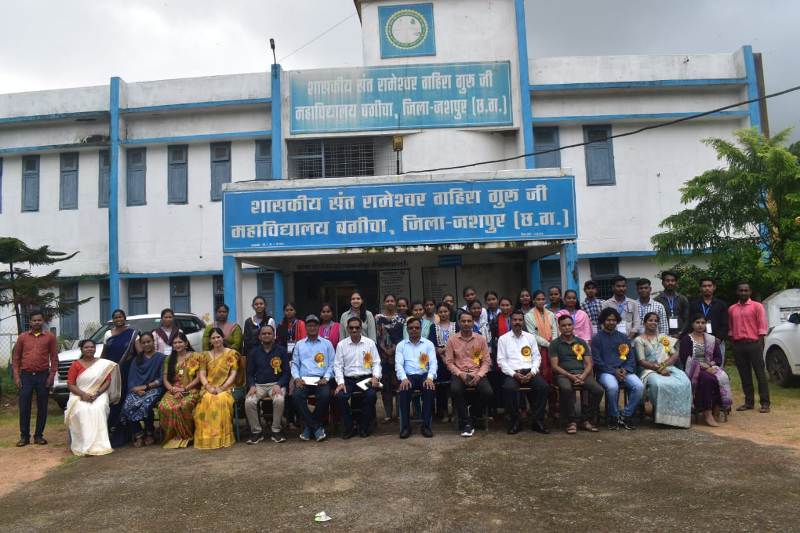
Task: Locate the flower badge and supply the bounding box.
[659,335,673,355]
[618,344,630,361]
[521,345,532,360]
[271,356,282,374]
[363,352,372,369]
[314,352,325,368]
[471,349,482,366]
[572,343,585,361]
[419,352,429,370]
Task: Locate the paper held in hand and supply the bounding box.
[302,376,320,386]
[357,377,383,390]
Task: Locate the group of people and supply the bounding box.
[11,271,771,455]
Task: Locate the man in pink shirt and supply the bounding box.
[727,282,770,413]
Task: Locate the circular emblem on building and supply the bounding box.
[386,9,428,49]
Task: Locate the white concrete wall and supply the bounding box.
[0,122,109,151]
[531,52,745,84]
[0,85,108,119]
[126,73,269,107]
[125,109,271,140]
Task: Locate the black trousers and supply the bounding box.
[334,376,377,432]
[733,340,770,406]
[450,376,493,428]
[19,371,50,440]
[554,374,604,424]
[502,373,549,425]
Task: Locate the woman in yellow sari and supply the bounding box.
[193,327,239,449]
[157,332,205,448]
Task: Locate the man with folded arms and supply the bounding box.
[334,317,381,439]
[396,317,438,439]
[550,315,603,434]
[244,324,289,444]
[446,312,492,437]
[496,310,550,435]
[291,314,335,442]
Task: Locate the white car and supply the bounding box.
[52,313,206,408]
[764,312,800,387]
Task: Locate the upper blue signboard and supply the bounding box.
[223,176,577,253]
[290,61,512,134]
[379,3,436,58]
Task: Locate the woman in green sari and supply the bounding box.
[157,332,205,448]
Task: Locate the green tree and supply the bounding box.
[0,237,89,334]
[651,128,800,302]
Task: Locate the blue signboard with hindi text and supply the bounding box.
[222,176,576,253]
[290,61,512,134]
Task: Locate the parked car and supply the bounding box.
[764,312,800,387]
[52,313,206,409]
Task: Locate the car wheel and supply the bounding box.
[766,347,793,387]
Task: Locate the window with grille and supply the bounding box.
[213,275,225,311]
[288,137,394,179]
[99,280,110,322]
[170,276,191,312]
[255,139,272,180]
[128,279,148,316]
[98,150,110,208]
[60,282,79,339]
[589,258,620,300]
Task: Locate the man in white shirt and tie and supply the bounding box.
[396,317,438,439]
[497,310,550,435]
[334,317,381,439]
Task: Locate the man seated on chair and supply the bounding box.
[334,317,381,439]
[396,317,438,439]
[446,311,492,438]
[291,314,335,442]
[550,315,603,434]
[245,324,289,444]
[592,308,643,431]
[497,310,550,435]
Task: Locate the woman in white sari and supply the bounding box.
[65,339,121,456]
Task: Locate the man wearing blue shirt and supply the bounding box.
[591,307,644,430]
[291,314,335,442]
[396,317,438,439]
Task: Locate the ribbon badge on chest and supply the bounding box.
[419,352,429,370]
[471,349,482,366]
[521,345,532,361]
[618,344,630,361]
[271,356,282,374]
[572,343,585,361]
[314,353,325,368]
[363,352,372,369]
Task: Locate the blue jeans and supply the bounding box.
[398,374,435,431]
[334,376,377,433]
[292,382,331,431]
[598,372,644,418]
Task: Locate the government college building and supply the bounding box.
[0,0,766,336]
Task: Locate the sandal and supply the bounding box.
[580,421,599,432]
[143,434,156,446]
[133,435,144,448]
[565,423,577,434]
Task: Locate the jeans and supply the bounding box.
[398,374,434,431]
[334,376,377,433]
[598,371,644,418]
[19,371,50,440]
[292,382,331,431]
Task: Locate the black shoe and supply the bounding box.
[16,438,30,447]
[736,404,754,412]
[359,429,369,438]
[531,421,550,434]
[270,431,287,443]
[399,428,411,439]
[246,433,264,445]
[460,424,475,437]
[341,428,357,440]
[618,416,636,430]
[507,421,521,435]
[759,404,771,413]
[474,419,487,431]
[421,427,433,438]
[33,437,48,445]
[607,420,619,431]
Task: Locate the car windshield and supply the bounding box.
[88,317,177,344]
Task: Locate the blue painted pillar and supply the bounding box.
[514,0,535,168]
[108,77,121,312]
[271,64,283,179]
[273,271,284,320]
[223,255,240,323]
[529,260,542,292]
[561,243,579,292]
[742,45,762,133]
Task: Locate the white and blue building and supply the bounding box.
[0,0,767,343]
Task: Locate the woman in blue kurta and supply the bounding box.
[120,332,166,446]
[102,309,141,447]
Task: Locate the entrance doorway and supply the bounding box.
[294,270,380,318]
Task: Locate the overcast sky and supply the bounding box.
[1,0,797,140]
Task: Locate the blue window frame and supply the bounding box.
[98,150,110,208]
[22,155,40,212]
[127,278,148,316]
[210,142,231,201]
[126,148,147,206]
[60,282,79,339]
[60,153,79,210]
[99,280,110,322]
[168,145,188,204]
[255,139,272,180]
[583,125,616,186]
[170,276,191,313]
[533,127,561,169]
